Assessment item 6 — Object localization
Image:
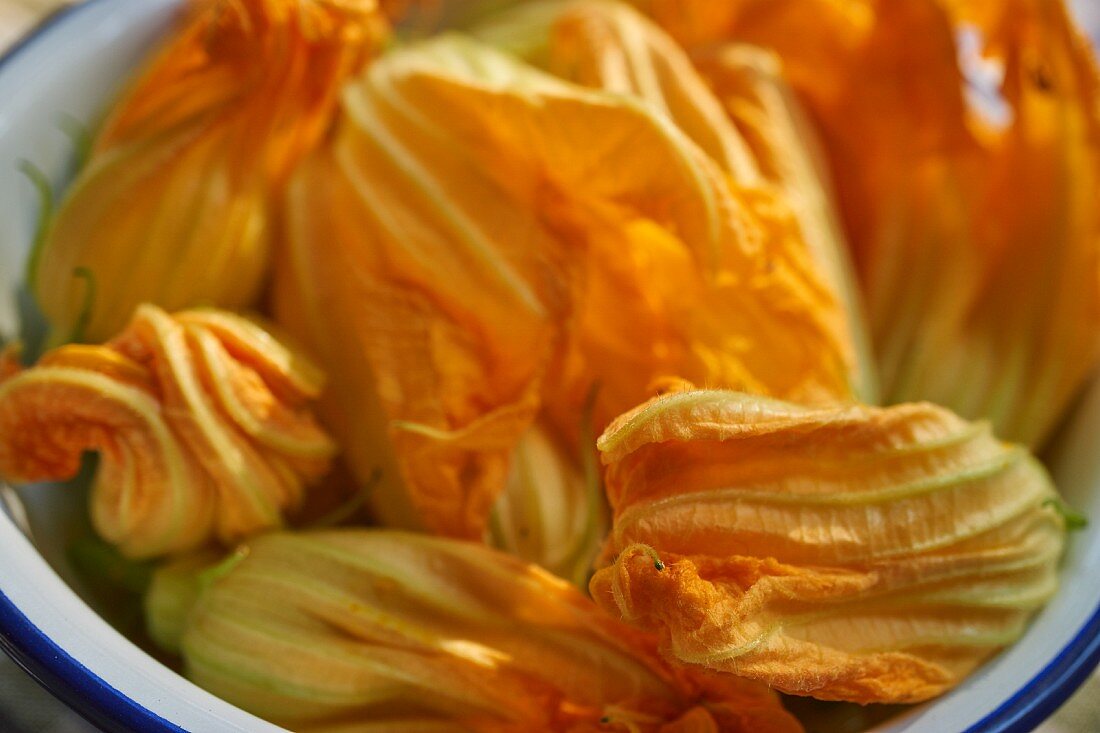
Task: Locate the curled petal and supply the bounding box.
[0,305,335,557]
[37,343,156,392]
[0,362,215,556]
[174,309,326,400]
[591,389,1066,703]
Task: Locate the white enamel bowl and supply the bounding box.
[1,2,1099,731]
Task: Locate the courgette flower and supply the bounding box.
[882,0,1100,448]
[590,388,1066,704]
[688,44,877,403]
[146,529,804,732]
[0,305,335,557]
[274,34,859,542]
[634,0,1100,447]
[31,0,387,344]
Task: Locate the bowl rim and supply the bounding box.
[1,2,1099,732]
[0,578,184,733]
[963,604,1100,732]
[0,4,202,730]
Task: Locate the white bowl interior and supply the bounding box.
[1,2,1099,732]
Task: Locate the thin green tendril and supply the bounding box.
[17,159,53,286]
[1043,498,1088,531]
[198,545,251,589]
[69,267,97,344]
[621,543,665,571]
[57,114,92,171]
[308,467,382,529]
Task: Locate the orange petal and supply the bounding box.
[591,389,1065,704]
[549,0,760,180]
[649,0,1100,447]
[0,362,215,556]
[275,35,858,540]
[0,304,335,557]
[32,0,388,343]
[38,344,156,393]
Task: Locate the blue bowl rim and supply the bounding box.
[0,3,185,730]
[0,2,1098,732]
[0,582,184,733]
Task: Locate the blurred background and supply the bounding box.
[0,1,1099,732]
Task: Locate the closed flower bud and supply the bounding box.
[590,388,1067,704]
[146,530,803,733]
[488,422,605,584]
[31,0,387,344]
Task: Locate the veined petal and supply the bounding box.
[32,0,388,343]
[0,361,216,557]
[631,0,874,107]
[274,34,857,540]
[548,0,760,180]
[146,530,803,732]
[690,44,877,403]
[590,388,1066,704]
[893,0,1100,448]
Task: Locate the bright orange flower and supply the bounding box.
[31,0,387,344]
[465,1,877,402]
[590,388,1066,704]
[637,0,1100,447]
[0,305,335,557]
[274,34,859,540]
[900,0,1100,447]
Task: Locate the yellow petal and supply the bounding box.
[37,343,156,392]
[590,388,1066,704]
[31,0,387,344]
[632,0,874,107]
[690,44,877,403]
[147,530,803,733]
